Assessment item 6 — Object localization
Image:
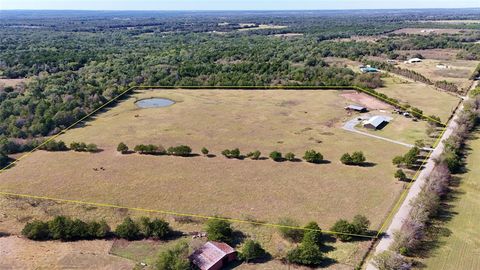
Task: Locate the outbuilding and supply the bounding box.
[189,241,237,270]
[345,105,368,112]
[405,58,422,64]
[363,115,390,130]
[436,63,448,69]
[360,66,379,73]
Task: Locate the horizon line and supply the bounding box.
[1,7,479,12]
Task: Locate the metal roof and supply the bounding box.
[346,105,366,111]
[365,115,390,127]
[360,67,379,72]
[189,241,235,270]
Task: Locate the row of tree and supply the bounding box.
[118,142,193,157]
[22,215,172,242]
[39,140,98,153]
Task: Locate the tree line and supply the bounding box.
[373,95,480,269]
[118,142,371,166]
[22,215,171,241]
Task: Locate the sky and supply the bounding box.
[1,0,479,11]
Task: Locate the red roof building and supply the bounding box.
[189,241,237,270]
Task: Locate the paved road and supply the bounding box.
[365,83,475,269]
[342,117,432,150]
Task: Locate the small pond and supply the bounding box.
[135,98,175,108]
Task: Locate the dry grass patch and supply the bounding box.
[0,78,28,88]
[0,236,134,270]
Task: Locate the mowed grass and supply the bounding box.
[357,113,431,146]
[0,89,409,231]
[422,131,480,270]
[377,77,460,122]
[396,58,479,92]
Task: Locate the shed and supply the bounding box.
[363,115,390,130]
[189,241,237,270]
[360,67,379,73]
[345,105,368,112]
[436,63,448,69]
[406,58,422,64]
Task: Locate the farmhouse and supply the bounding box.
[345,105,368,112]
[189,241,237,270]
[363,115,390,130]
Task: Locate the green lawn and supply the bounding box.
[422,130,480,270]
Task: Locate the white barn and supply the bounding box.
[363,116,391,130]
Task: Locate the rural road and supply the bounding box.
[365,87,474,269]
[342,117,432,150]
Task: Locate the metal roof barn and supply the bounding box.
[189,241,237,270]
[363,115,391,130]
[345,105,368,112]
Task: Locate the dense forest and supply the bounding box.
[0,9,479,154]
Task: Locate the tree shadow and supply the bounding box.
[320,243,336,253]
[226,253,274,269]
[318,257,338,268]
[307,160,331,165]
[206,154,216,158]
[359,162,376,167]
[231,230,247,247]
[321,233,337,243]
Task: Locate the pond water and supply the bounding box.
[135,98,175,108]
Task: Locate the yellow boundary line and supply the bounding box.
[0,191,371,238]
[0,85,452,239]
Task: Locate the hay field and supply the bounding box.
[377,77,460,122]
[0,89,411,230]
[422,131,480,270]
[396,58,479,91]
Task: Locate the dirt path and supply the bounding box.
[366,82,476,269]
